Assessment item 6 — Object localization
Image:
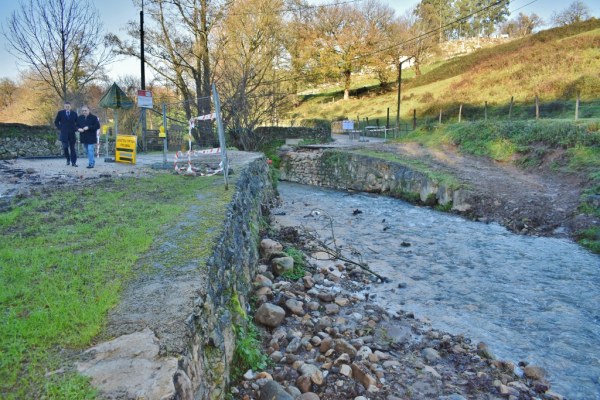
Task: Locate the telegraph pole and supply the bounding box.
[140,0,147,149]
[396,56,414,131]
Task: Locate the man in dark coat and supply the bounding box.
[76,106,100,168]
[54,101,78,166]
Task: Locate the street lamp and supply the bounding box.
[396,56,414,131]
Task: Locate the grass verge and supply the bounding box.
[0,173,232,399]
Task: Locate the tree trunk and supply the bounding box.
[414,62,422,77]
[343,70,351,100]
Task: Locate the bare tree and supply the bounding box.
[501,12,544,37]
[214,0,292,150]
[551,1,591,26]
[108,0,222,143]
[2,0,113,102]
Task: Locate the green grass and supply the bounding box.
[281,247,306,281]
[0,173,233,399]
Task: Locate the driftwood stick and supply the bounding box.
[299,218,390,282]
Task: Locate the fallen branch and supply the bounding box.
[298,209,390,283]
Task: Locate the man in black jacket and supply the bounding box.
[77,106,100,168]
[54,101,79,166]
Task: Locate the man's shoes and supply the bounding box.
[72,163,78,167]
[86,165,93,169]
[66,160,70,165]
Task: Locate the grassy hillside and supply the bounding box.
[288,18,600,125]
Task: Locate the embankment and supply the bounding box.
[76,155,275,399]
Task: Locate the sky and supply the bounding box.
[0,0,599,82]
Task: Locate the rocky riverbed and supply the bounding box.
[230,233,566,400]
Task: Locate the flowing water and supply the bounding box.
[273,182,600,399]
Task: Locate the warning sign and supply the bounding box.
[115,135,137,164]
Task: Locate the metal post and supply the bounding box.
[140,1,147,151]
[396,56,413,131]
[162,102,167,164]
[212,84,229,190]
[396,60,402,129]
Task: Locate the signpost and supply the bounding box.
[137,90,153,108]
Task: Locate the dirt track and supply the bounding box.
[352,140,596,239]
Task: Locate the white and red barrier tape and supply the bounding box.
[174,147,222,173]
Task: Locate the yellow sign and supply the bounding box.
[115,135,137,164]
[159,126,166,138]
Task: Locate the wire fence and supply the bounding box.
[328,96,600,140]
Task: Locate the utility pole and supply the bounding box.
[396,56,413,131]
[140,0,147,150]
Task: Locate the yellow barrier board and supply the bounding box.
[115,135,137,164]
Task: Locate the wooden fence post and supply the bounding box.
[439,109,443,125]
[484,101,488,121]
[575,92,580,120]
[458,104,463,123]
[413,109,416,130]
[535,95,539,120]
[386,108,390,128]
[509,96,513,119]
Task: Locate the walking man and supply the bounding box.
[54,101,78,166]
[76,106,100,168]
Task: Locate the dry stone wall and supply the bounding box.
[279,148,471,211]
[0,133,62,159]
[76,156,275,400]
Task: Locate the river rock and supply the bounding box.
[299,363,324,385]
[476,342,495,359]
[317,291,335,302]
[254,274,273,288]
[523,364,547,380]
[324,303,340,315]
[297,393,320,400]
[272,256,294,276]
[255,303,286,328]
[260,239,283,259]
[259,380,293,400]
[351,362,377,390]
[296,374,312,393]
[421,348,441,364]
[285,298,305,315]
[356,346,373,360]
[334,339,358,357]
[340,364,352,377]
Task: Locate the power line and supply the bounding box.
[227,0,364,16]
[356,0,511,60]
[509,0,539,15]
[249,0,511,87]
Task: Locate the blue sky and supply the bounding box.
[0,0,598,81]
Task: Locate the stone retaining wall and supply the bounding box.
[76,156,275,399]
[254,126,331,142]
[0,125,62,159]
[279,148,471,211]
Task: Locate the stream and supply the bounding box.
[273,182,600,400]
